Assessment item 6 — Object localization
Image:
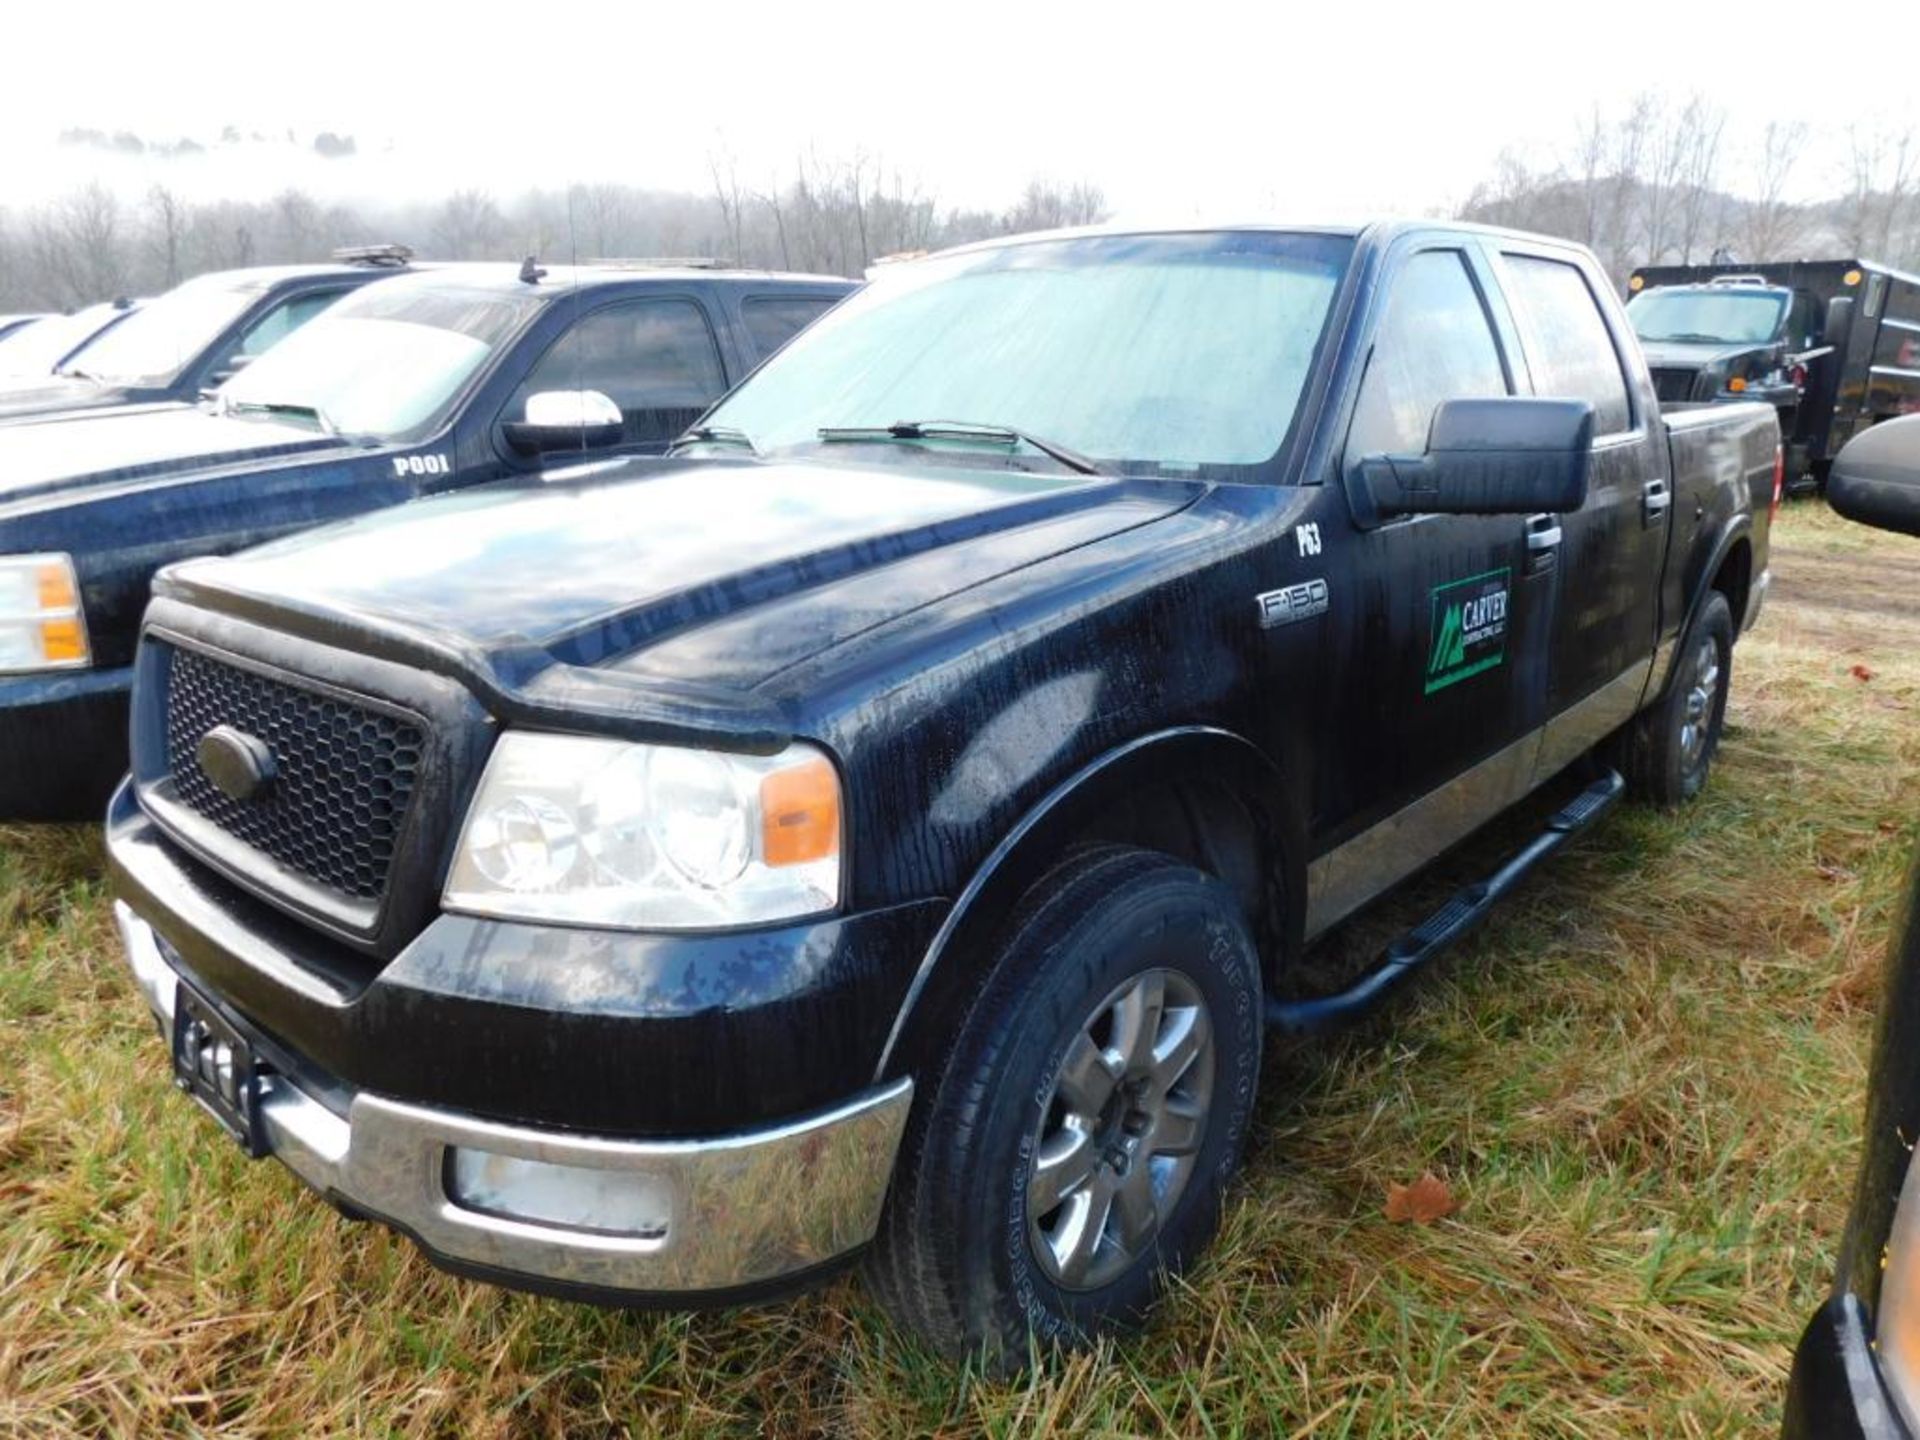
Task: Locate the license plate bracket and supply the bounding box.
[171,980,270,1158]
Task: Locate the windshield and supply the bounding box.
[703,231,1354,479]
[59,274,264,384]
[218,283,541,441]
[1627,288,1788,345]
[0,304,130,379]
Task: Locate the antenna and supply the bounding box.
[519,255,547,286]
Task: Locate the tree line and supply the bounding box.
[1459,93,1918,281]
[0,156,1107,312]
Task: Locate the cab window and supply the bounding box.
[740,296,838,360]
[1503,255,1633,435]
[237,290,349,359]
[514,299,728,447]
[1346,250,1509,466]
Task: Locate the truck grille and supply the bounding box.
[1649,367,1699,403]
[163,647,427,903]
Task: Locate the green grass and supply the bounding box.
[3,502,1917,1436]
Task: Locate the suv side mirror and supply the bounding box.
[1823,296,1855,349]
[1829,415,1920,537]
[1361,397,1593,518]
[206,352,256,389]
[502,389,624,456]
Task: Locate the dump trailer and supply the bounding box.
[1626,258,1920,489]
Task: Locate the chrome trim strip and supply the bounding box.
[1871,364,1920,381]
[115,907,912,1295]
[1883,316,1920,335]
[1305,727,1539,939]
[1303,662,1647,939]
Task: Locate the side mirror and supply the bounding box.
[502,389,624,456]
[1362,397,1593,519]
[1823,296,1855,349]
[1829,415,1920,537]
[206,352,256,389]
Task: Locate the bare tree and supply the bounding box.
[145,185,189,288]
[431,190,505,260]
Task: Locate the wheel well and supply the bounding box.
[1066,775,1287,967]
[1711,539,1752,631]
[876,738,1301,1082]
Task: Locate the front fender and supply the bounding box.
[872,725,1304,1081]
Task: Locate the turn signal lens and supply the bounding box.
[760,754,842,867]
[0,553,90,674]
[1727,376,1747,393]
[1844,268,1862,287]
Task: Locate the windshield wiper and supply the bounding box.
[223,398,337,436]
[1648,332,1735,345]
[815,420,1107,476]
[670,424,757,454]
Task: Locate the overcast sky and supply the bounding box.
[5,0,1914,218]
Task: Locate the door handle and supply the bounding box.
[1642,478,1672,527]
[1524,513,1560,573]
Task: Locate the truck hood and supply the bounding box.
[1638,338,1773,371]
[0,374,126,419]
[0,403,342,511]
[159,454,1202,745]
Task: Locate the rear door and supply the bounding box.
[1492,242,1669,773]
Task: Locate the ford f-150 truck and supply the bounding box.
[0,251,417,423]
[0,262,852,819]
[106,221,1780,1365]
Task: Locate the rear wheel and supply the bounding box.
[1622,591,1733,807]
[863,847,1263,1367]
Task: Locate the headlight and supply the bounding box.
[443,732,842,929]
[0,553,89,674]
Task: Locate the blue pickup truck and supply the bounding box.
[0,262,852,818]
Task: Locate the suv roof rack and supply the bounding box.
[333,244,415,268]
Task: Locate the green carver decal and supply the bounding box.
[1425,567,1511,694]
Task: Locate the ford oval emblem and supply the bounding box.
[197,725,277,803]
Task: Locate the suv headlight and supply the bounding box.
[442,732,842,929]
[0,553,90,674]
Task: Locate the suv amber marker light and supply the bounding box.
[1727,376,1747,392]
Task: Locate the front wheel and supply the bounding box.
[863,847,1263,1367]
[1622,591,1734,807]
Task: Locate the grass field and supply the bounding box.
[3,503,1917,1437]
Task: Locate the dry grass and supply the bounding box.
[3,502,1917,1437]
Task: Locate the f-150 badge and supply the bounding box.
[1426,569,1510,693]
[1257,578,1328,628]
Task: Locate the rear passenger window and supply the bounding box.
[740,297,836,360]
[1503,255,1632,435]
[1346,250,1509,465]
[515,299,728,447]
[237,290,346,359]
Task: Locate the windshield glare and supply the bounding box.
[1627,288,1788,345]
[60,276,260,383]
[218,285,538,441]
[0,305,125,379]
[705,231,1354,478]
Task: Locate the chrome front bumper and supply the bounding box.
[115,902,913,1298]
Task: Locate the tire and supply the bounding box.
[864,846,1263,1368]
[1623,591,1734,807]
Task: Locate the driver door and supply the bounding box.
[1308,241,1557,936]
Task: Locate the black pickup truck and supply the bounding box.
[107,221,1779,1364]
[1627,260,1920,490]
[0,251,417,423]
[0,263,852,818]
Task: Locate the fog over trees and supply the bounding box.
[2,97,1914,313]
[0,142,1108,311]
[1460,92,1918,280]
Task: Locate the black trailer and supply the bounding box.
[1625,258,1920,489]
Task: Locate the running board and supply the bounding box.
[1266,769,1625,1035]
